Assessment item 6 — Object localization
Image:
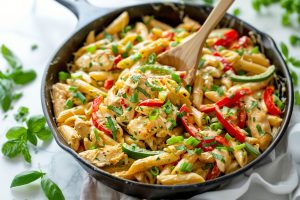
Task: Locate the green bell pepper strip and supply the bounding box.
[122,143,163,159]
[231,65,275,83]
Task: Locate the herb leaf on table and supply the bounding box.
[1,110,52,163]
[10,170,65,200]
[0,44,37,112]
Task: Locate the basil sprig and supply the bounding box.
[2,111,52,163]
[11,170,65,200]
[0,45,36,112]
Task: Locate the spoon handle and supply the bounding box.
[194,0,235,43]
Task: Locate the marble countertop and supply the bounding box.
[0,0,299,199]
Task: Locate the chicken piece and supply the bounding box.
[74,118,91,138]
[79,144,125,168]
[52,83,70,118]
[58,125,80,151]
[127,116,168,140]
[211,149,232,173]
[75,49,114,72]
[246,97,272,151]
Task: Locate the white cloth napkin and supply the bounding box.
[80,117,300,200]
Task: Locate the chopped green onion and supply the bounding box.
[225,133,233,141]
[162,100,174,115]
[211,152,225,162]
[166,135,184,145]
[145,81,163,91]
[149,166,160,177]
[210,122,223,131]
[185,85,192,93]
[73,92,86,104]
[167,118,177,130]
[198,58,206,69]
[106,116,117,140]
[146,53,157,64]
[136,86,151,98]
[194,148,203,155]
[256,124,264,135]
[179,162,193,172]
[251,46,259,54]
[130,75,141,83]
[64,99,73,109]
[111,43,118,55]
[129,92,139,103]
[149,109,159,120]
[125,41,132,52]
[136,35,143,42]
[69,86,77,92]
[184,136,200,146]
[93,128,100,142]
[108,105,123,116]
[234,143,246,150]
[58,71,70,81]
[245,142,261,156]
[170,41,179,47]
[176,145,186,151]
[87,45,96,53]
[171,73,181,84]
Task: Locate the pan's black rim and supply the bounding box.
[41,2,294,191]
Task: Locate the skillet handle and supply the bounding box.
[55,0,113,29]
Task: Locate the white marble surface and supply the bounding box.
[0,0,299,199]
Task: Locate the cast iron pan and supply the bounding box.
[41,0,294,199]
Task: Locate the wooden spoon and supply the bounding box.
[157,0,235,85]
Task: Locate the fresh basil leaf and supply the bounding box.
[0,78,14,111]
[27,131,38,146]
[289,57,300,68]
[14,106,29,122]
[280,42,289,59]
[290,70,298,85]
[21,142,31,163]
[10,69,36,85]
[1,44,22,69]
[41,176,65,200]
[10,170,45,188]
[27,115,46,133]
[2,140,22,158]
[6,127,27,139]
[36,127,52,141]
[295,91,300,106]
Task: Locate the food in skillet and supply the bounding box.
[52,11,285,185]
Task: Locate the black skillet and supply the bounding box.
[41,0,294,199]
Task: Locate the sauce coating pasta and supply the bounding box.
[52,11,284,185]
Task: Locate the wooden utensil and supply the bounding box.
[157,0,235,85]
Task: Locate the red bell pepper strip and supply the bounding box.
[206,164,221,180]
[104,79,114,90]
[119,97,128,108]
[238,103,247,128]
[198,138,215,152]
[138,99,164,107]
[114,54,122,65]
[216,88,252,108]
[162,31,175,41]
[92,96,112,136]
[200,89,252,113]
[215,135,230,147]
[213,52,234,72]
[238,36,251,48]
[214,29,239,48]
[179,105,200,138]
[215,105,246,143]
[263,86,282,116]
